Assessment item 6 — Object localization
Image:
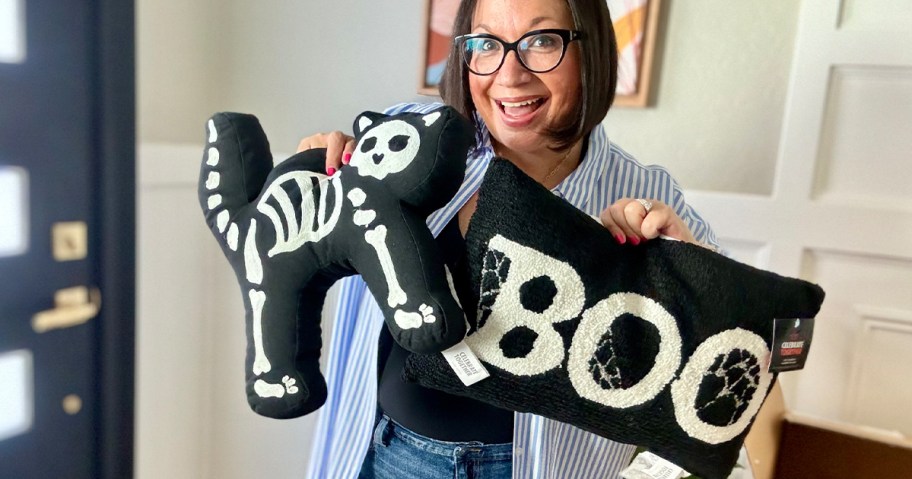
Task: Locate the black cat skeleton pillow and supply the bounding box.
[198,107,473,419]
[404,159,825,479]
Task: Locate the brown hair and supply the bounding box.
[439,0,618,150]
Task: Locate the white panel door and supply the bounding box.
[688,0,912,435]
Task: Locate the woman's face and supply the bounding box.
[468,0,581,154]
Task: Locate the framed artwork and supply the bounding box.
[419,0,662,108]
[419,0,460,96]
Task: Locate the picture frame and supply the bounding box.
[418,0,662,108]
[418,0,459,96]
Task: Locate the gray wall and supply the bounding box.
[605,1,800,194]
[139,0,427,153]
[139,0,799,195]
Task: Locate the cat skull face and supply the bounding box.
[350,120,421,180]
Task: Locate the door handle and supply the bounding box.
[32,286,102,333]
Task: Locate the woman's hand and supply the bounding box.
[599,198,696,245]
[296,131,356,175]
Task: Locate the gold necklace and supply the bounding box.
[542,146,575,184]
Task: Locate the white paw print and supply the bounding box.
[283,375,299,395]
[419,303,437,324]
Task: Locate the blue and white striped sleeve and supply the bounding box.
[383,102,446,115]
[658,168,721,250]
[607,143,722,251]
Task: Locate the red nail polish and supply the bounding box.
[343,153,351,164]
[615,234,626,244]
[629,236,640,246]
[327,167,336,176]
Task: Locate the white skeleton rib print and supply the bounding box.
[259,170,343,256]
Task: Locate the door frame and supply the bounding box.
[94,0,135,477]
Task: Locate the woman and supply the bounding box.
[301,0,720,477]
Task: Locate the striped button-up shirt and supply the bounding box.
[306,102,720,479]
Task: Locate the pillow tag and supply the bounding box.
[441,341,490,386]
[769,317,815,373]
[620,451,688,479]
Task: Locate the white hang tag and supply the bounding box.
[619,451,688,479]
[441,340,490,386]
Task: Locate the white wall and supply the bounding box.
[139,1,798,196]
[135,146,212,479]
[605,2,800,194]
[139,0,428,150]
[136,1,802,478]
[137,0,227,145]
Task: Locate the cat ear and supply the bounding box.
[357,116,373,133]
[422,111,442,127]
[353,111,386,136]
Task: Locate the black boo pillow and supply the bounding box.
[198,107,474,419]
[404,159,825,479]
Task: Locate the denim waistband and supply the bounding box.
[374,414,514,460]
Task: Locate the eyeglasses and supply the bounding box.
[455,29,583,76]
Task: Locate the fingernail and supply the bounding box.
[629,235,640,246]
[327,167,336,176]
[614,234,626,244]
[343,153,351,164]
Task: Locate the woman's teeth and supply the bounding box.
[499,98,543,116]
[501,99,539,108]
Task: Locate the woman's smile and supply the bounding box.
[495,96,547,127]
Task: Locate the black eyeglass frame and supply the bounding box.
[455,29,584,76]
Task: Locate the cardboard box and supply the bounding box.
[744,384,912,478]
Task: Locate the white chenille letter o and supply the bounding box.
[670,328,773,444]
[568,292,682,408]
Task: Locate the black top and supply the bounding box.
[377,219,514,443]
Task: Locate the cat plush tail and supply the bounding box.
[200,113,329,418]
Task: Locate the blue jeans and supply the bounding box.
[358,414,513,479]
